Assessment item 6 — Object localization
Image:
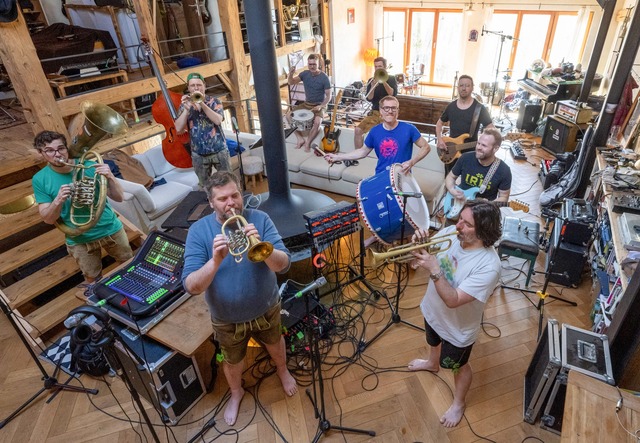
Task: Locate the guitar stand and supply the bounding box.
[0,297,98,429]
[360,194,425,353]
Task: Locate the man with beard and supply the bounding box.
[445,128,511,203]
[182,171,298,426]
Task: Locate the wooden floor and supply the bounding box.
[0,119,595,442]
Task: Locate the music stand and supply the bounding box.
[302,287,375,441]
[0,297,98,429]
[360,194,425,352]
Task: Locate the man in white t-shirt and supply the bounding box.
[408,199,502,428]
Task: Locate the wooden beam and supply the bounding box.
[0,11,67,136]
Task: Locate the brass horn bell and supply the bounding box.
[373,68,389,83]
[190,91,204,104]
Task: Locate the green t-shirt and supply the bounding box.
[32,162,123,245]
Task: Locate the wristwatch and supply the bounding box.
[430,269,445,282]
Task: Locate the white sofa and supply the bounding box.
[108,139,262,233]
[250,126,445,213]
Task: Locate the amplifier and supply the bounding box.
[542,115,584,154]
[517,102,542,133]
[559,198,596,246]
[304,201,361,249]
[554,100,593,124]
[546,218,589,287]
[113,323,205,425]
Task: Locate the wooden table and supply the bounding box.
[48,69,138,121]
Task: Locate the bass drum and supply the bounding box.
[356,164,430,245]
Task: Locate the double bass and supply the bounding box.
[142,39,192,168]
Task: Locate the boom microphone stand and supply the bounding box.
[0,297,98,429]
[302,288,375,441]
[231,116,246,193]
[360,192,425,352]
[482,27,518,117]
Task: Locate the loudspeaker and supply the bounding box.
[542,115,581,154]
[517,102,542,133]
[112,323,205,425]
[546,218,589,287]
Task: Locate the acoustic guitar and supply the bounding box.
[322,90,344,153]
[443,186,529,220]
[437,133,476,164]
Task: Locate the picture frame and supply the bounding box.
[347,8,355,24]
[298,18,312,41]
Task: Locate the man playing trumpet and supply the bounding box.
[176,72,231,187]
[32,131,133,287]
[354,56,398,150]
[182,171,298,426]
[408,199,501,428]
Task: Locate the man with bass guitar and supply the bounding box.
[436,75,494,173]
[444,128,512,219]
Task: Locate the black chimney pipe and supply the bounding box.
[244,0,334,240]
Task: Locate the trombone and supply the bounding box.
[373,68,389,83]
[369,231,458,269]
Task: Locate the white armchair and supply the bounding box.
[109,178,194,233]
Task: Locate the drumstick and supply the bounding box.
[312,144,326,157]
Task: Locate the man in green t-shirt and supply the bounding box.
[32,131,133,286]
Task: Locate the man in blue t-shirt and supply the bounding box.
[32,131,133,286]
[176,72,230,187]
[287,53,332,152]
[182,171,298,426]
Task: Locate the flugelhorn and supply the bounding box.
[369,231,458,269]
[222,209,274,263]
[373,68,389,83]
[190,91,204,104]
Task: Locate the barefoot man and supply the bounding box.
[408,199,501,427]
[183,172,298,425]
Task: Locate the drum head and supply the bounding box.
[392,164,430,233]
[292,109,315,131]
[293,109,314,119]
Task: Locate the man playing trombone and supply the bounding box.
[182,171,298,426]
[176,72,231,186]
[354,56,398,150]
[408,199,502,428]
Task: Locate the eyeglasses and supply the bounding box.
[381,106,398,113]
[43,146,68,156]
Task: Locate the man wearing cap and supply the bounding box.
[176,72,231,187]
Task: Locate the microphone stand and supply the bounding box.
[482,28,518,116]
[302,288,375,441]
[231,118,247,193]
[360,193,425,352]
[0,297,98,429]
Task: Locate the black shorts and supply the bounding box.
[424,320,474,370]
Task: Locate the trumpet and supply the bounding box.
[221,209,274,263]
[189,91,204,104]
[373,68,389,83]
[369,231,458,269]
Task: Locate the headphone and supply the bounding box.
[68,305,113,348]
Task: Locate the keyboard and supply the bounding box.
[510,142,527,161]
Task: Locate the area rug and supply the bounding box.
[0,106,26,130]
[39,333,76,377]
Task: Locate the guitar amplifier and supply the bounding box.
[559,198,597,246]
[546,218,589,287]
[517,102,542,133]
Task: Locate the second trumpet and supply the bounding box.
[369,231,458,269]
[222,209,274,263]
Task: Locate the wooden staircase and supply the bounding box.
[0,178,144,345]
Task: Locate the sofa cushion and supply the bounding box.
[146,181,193,219]
[160,169,199,190]
[299,156,344,179]
[340,157,378,184]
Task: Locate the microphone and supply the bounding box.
[294,276,327,298]
[231,116,239,134]
[386,187,423,198]
[481,26,485,36]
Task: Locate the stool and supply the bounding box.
[241,156,263,187]
[499,217,540,287]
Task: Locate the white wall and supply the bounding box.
[329,0,368,88]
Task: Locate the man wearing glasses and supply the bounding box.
[287,53,332,152]
[32,131,133,287]
[324,95,430,175]
[436,75,494,173]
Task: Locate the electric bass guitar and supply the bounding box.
[443,186,529,220]
[437,133,476,164]
[322,90,344,153]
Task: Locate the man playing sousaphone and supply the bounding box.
[287,53,331,152]
[324,95,431,247]
[32,131,133,288]
[354,56,398,151]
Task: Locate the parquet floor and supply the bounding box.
[0,122,594,442]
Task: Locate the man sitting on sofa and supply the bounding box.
[324,95,431,246]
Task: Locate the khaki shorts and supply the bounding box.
[357,110,382,134]
[211,302,282,365]
[66,227,133,280]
